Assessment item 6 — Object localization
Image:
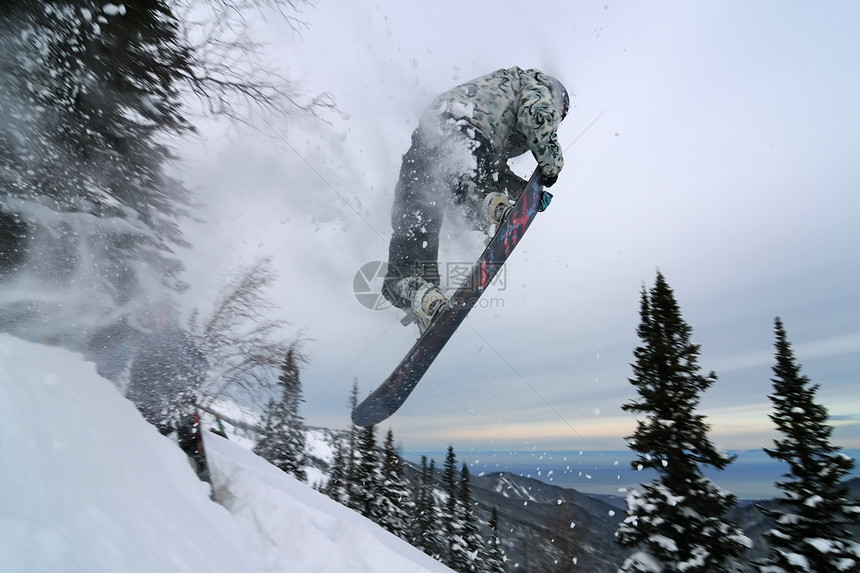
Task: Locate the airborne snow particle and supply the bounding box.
[103,3,126,16]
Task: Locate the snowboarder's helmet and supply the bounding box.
[540,73,570,120]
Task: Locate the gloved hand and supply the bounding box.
[538,191,553,212]
[539,171,558,188]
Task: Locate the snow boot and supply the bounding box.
[483,192,513,227]
[388,276,448,334]
[412,281,448,334]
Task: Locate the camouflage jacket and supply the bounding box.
[419,67,565,179]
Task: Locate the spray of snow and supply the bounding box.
[0,8,181,379]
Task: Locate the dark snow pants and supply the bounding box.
[382,119,527,309]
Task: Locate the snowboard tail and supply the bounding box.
[351,168,545,427]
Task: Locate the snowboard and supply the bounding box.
[351,167,547,427]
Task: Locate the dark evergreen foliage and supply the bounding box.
[759,318,860,572]
[352,424,382,519]
[253,347,307,482]
[443,445,462,567]
[411,455,433,550]
[323,441,349,504]
[0,0,328,382]
[345,379,361,510]
[377,428,415,536]
[453,462,485,572]
[616,272,750,572]
[485,507,508,573]
[412,456,446,560]
[1,1,193,297]
[323,381,362,505]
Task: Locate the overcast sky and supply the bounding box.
[176,0,860,456]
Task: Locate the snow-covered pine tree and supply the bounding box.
[412,455,432,548]
[758,317,860,573]
[323,441,350,504]
[1,1,332,382]
[253,347,307,482]
[254,397,277,458]
[351,423,383,519]
[616,272,751,572]
[345,379,361,507]
[325,380,362,507]
[278,347,307,482]
[376,428,415,538]
[485,507,508,573]
[1,1,193,293]
[443,446,465,569]
[452,462,485,572]
[413,456,446,560]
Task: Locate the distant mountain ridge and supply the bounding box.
[297,426,859,572]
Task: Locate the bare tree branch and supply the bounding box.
[189,257,306,408]
[171,0,336,127]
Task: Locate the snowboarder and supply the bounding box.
[177,410,210,482]
[381,67,569,332]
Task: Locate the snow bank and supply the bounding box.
[0,334,452,573]
[204,430,453,573]
[0,334,257,573]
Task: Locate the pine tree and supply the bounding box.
[485,507,508,573]
[376,428,415,537]
[325,380,361,506]
[1,1,193,289]
[413,456,445,560]
[253,347,307,482]
[345,378,361,507]
[616,272,751,572]
[412,455,432,547]
[443,445,464,568]
[351,424,382,519]
[324,441,350,504]
[759,318,860,572]
[279,348,308,482]
[1,0,331,377]
[254,397,277,455]
[453,462,485,572]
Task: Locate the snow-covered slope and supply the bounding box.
[0,334,451,573]
[205,431,451,572]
